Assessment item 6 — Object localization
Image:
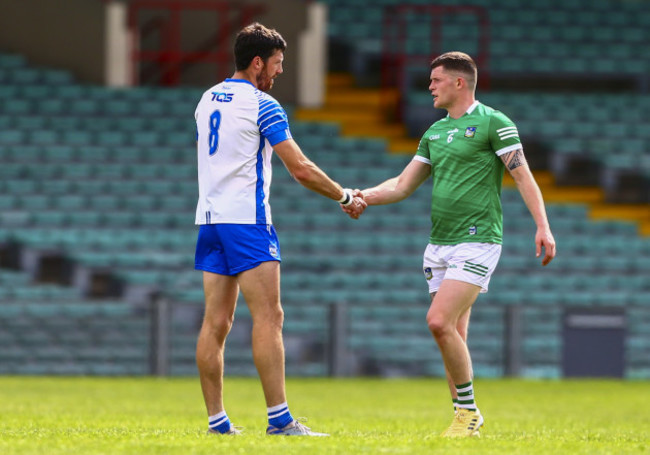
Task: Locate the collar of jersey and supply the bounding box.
[446,100,480,119]
[225,78,256,87]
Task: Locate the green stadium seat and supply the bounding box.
[69,99,98,115]
[94,164,127,179]
[67,212,102,227]
[11,68,43,84]
[40,180,73,196]
[3,179,35,195]
[137,101,165,116]
[163,131,192,147]
[0,195,18,210]
[19,194,50,210]
[42,69,74,85]
[0,129,27,143]
[96,131,127,146]
[62,130,93,145]
[39,99,65,115]
[102,211,138,228]
[123,195,156,211]
[90,195,121,211]
[44,145,76,162]
[159,163,195,179]
[58,163,91,179]
[33,210,66,227]
[158,195,190,212]
[76,145,110,162]
[0,117,12,130]
[105,100,134,116]
[141,180,177,196]
[145,147,183,162]
[126,164,159,179]
[110,146,144,162]
[51,85,82,99]
[80,117,113,133]
[74,180,108,196]
[4,97,34,114]
[53,195,87,210]
[0,54,26,68]
[130,131,159,146]
[106,180,142,196]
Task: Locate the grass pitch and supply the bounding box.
[0,376,648,454]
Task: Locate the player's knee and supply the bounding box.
[253,304,284,329]
[426,314,453,340]
[204,312,235,338]
[268,305,284,329]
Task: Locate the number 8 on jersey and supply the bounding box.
[209,110,221,156]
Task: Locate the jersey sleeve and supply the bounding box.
[257,96,292,146]
[488,111,522,156]
[414,134,432,165]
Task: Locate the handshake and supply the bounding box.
[339,189,367,220]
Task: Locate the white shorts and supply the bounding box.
[422,242,502,294]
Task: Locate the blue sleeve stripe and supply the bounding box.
[257,112,287,126]
[256,94,290,137]
[259,111,285,125]
[260,118,287,133]
[259,102,276,114]
[259,111,288,131]
[259,104,284,119]
[260,110,288,126]
[257,96,284,116]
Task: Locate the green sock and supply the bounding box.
[455,381,476,411]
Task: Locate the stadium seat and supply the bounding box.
[67,212,102,227]
[62,130,93,145]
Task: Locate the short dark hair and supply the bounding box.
[234,23,286,71]
[430,52,477,91]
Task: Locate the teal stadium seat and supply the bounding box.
[62,130,93,145]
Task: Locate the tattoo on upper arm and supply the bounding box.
[502,148,526,171]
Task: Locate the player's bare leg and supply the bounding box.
[430,291,466,404]
[427,279,483,437]
[444,308,472,406]
[237,261,287,407]
[197,271,239,428]
[238,261,328,436]
[427,279,479,385]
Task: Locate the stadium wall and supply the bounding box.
[0,0,106,84]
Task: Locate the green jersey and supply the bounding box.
[415,101,521,245]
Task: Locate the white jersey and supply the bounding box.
[194,78,292,225]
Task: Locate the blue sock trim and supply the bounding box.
[267,405,293,429]
[209,414,231,433]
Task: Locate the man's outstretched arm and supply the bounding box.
[362,159,431,206]
[274,138,366,214]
